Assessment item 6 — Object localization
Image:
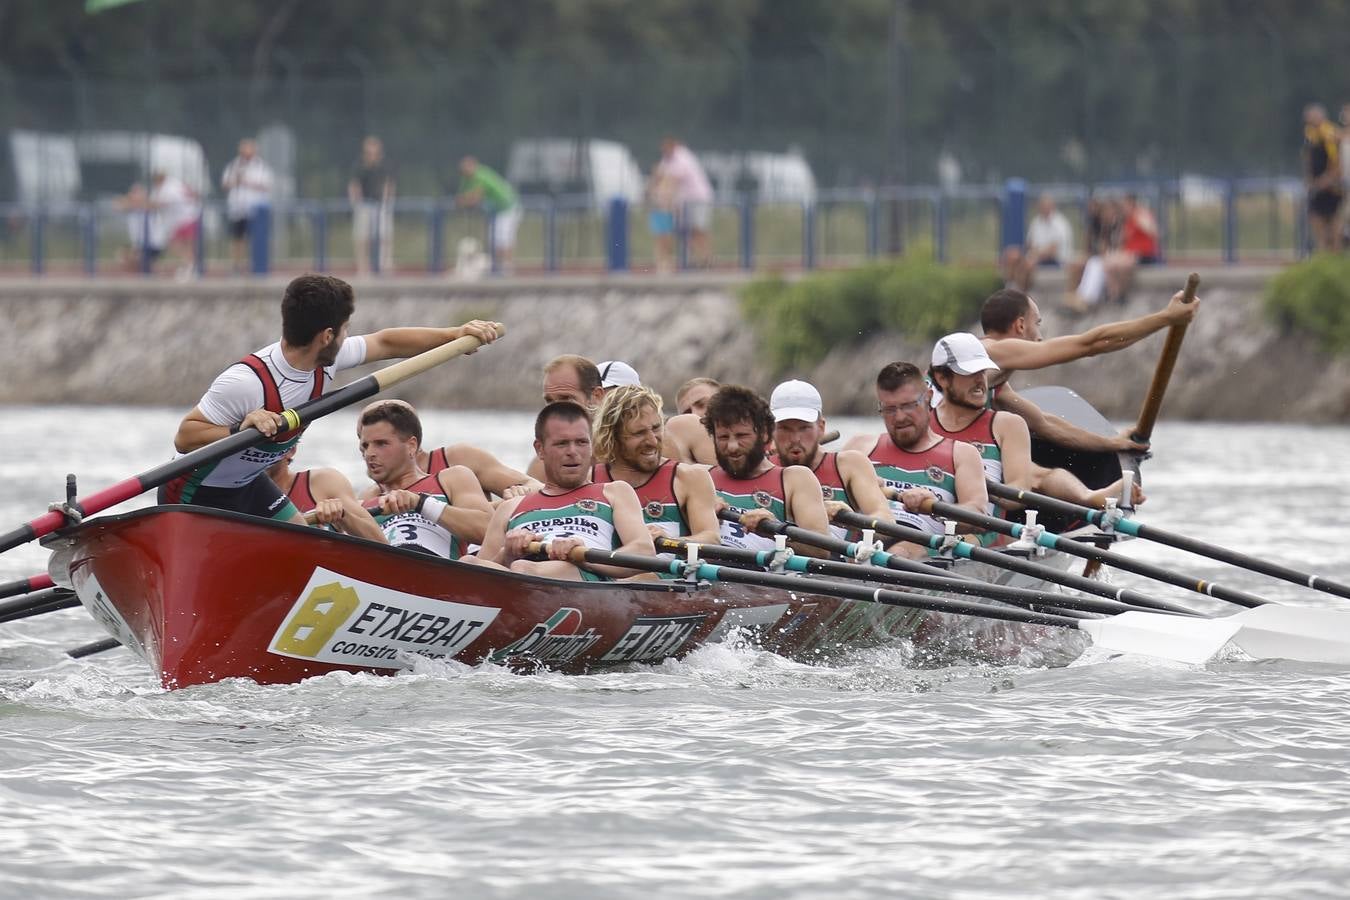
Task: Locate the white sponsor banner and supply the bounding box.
[267,567,498,669]
[76,572,148,662]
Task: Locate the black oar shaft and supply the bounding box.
[0,573,55,600]
[656,537,1142,616]
[928,499,1269,610]
[0,587,78,623]
[833,509,1175,611]
[576,546,1082,630]
[986,481,1344,604]
[67,637,122,659]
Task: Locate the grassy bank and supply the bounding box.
[1265,254,1350,352]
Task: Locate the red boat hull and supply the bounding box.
[46,507,1082,689]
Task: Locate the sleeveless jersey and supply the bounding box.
[867,435,956,535]
[507,482,620,553]
[376,472,462,560]
[425,446,450,477]
[813,452,855,541]
[184,354,325,492]
[286,469,317,514]
[931,405,1003,485]
[710,466,787,553]
[593,459,688,538]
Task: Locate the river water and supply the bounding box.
[1,407,1348,899]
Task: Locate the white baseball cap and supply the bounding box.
[770,379,823,423]
[598,360,641,389]
[931,332,1000,376]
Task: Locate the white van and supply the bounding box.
[700,149,818,204]
[506,138,644,206]
[7,131,81,207]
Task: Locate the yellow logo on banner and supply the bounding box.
[272,582,360,657]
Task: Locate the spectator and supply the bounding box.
[115,181,165,273]
[1064,196,1123,312]
[646,162,677,274]
[1002,193,1073,290]
[348,136,395,275]
[1339,103,1350,245]
[149,169,200,281]
[456,156,521,274]
[1302,103,1342,252]
[1102,194,1160,304]
[221,137,274,273]
[656,136,714,267]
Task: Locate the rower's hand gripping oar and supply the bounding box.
[0,326,505,554]
[1131,272,1199,446]
[985,480,1350,604]
[557,543,1243,665]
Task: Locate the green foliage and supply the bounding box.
[740,260,1001,372]
[1264,254,1350,353]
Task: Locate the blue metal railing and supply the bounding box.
[0,176,1308,277]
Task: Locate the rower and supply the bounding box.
[931,332,1144,510]
[358,400,493,558]
[160,272,500,525]
[767,379,892,540]
[362,399,539,500]
[703,385,831,557]
[527,354,607,481]
[979,287,1199,453]
[472,401,655,580]
[675,377,720,416]
[591,384,720,545]
[264,444,386,541]
[842,362,989,558]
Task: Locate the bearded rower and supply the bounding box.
[357,401,493,558]
[843,362,989,558]
[768,379,892,540]
[473,402,654,580]
[161,273,500,524]
[590,385,720,545]
[930,332,1144,510]
[703,385,831,557]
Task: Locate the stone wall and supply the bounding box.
[1,266,1343,421]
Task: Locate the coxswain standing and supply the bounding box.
[703,386,831,557]
[161,273,500,527]
[590,385,721,545]
[472,402,655,580]
[357,401,493,558]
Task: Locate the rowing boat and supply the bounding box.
[43,504,1090,689]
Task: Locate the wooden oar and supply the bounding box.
[0,327,505,555]
[656,536,1168,618]
[560,544,1243,665]
[914,495,1271,609]
[1131,272,1199,444]
[0,587,79,624]
[0,572,55,600]
[821,429,841,445]
[985,481,1350,602]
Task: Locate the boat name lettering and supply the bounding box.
[267,567,499,670]
[600,614,707,663]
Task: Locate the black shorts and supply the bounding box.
[159,474,299,522]
[229,217,250,239]
[1310,189,1343,219]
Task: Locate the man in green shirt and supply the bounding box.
[457,156,521,272]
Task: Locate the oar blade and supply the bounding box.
[1230,605,1350,665]
[1079,611,1241,665]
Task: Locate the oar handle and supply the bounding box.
[821,429,841,445]
[301,501,382,526]
[1131,273,1199,444]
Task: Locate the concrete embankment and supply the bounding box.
[0,266,1344,422]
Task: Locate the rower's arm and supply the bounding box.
[782,466,831,558]
[995,385,1140,452]
[837,450,893,521]
[662,414,717,466]
[951,442,991,520]
[839,433,874,454]
[436,466,494,546]
[442,444,540,498]
[986,290,1198,371]
[474,496,523,565]
[361,320,502,363]
[173,406,284,453]
[675,464,723,545]
[991,412,1032,510]
[588,482,657,579]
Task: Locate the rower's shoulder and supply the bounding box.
[307,466,357,498]
[840,433,876,453]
